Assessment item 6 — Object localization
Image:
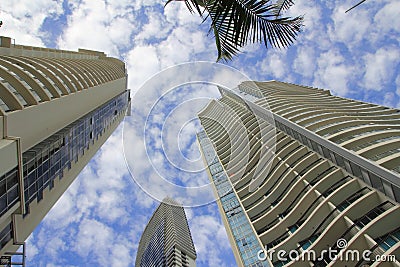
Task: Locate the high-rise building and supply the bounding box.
[136,198,197,267]
[197,81,400,266]
[0,36,130,262]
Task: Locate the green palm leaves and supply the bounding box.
[166,0,303,61]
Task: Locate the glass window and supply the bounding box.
[344,159,353,173]
[0,179,6,196]
[316,144,324,156]
[0,223,12,250]
[20,91,130,214]
[369,173,384,192]
[0,194,7,214]
[322,147,330,160]
[349,162,362,177]
[392,185,400,202]
[335,155,345,169]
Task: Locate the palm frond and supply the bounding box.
[166,0,303,61]
[165,0,204,15]
[273,0,296,16]
[202,0,303,61]
[345,0,367,13]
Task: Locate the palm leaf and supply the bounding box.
[273,0,296,16]
[165,0,204,15]
[166,0,303,61]
[345,0,368,13]
[206,0,303,61]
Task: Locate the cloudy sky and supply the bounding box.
[1,0,399,266]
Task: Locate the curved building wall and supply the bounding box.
[198,82,400,267]
[136,198,197,267]
[254,81,400,177]
[0,37,130,257]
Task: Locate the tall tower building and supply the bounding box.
[136,198,197,267]
[197,81,400,266]
[0,36,130,260]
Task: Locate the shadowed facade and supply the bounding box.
[136,198,197,267]
[198,81,400,266]
[0,36,130,262]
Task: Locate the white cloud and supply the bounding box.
[124,1,215,93]
[374,1,400,40]
[134,9,172,43]
[313,49,354,96]
[396,75,400,96]
[131,0,159,11]
[189,214,233,266]
[125,45,161,92]
[11,0,400,266]
[164,2,203,26]
[110,243,132,267]
[0,0,63,46]
[44,236,66,258]
[107,16,137,48]
[43,183,81,228]
[72,218,114,260]
[28,125,137,265]
[293,46,316,78]
[157,26,209,66]
[383,92,396,107]
[45,264,76,267]
[328,5,371,48]
[25,234,39,259]
[97,190,128,223]
[258,51,287,79]
[57,0,137,56]
[363,47,400,90]
[286,0,328,48]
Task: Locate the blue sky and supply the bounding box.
[1,0,399,266]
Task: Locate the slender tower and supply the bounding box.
[198,81,400,266]
[0,36,130,262]
[136,198,197,267]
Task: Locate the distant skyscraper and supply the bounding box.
[0,36,130,261]
[198,81,400,266]
[136,198,197,267]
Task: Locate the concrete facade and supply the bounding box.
[198,81,400,266]
[136,198,197,267]
[0,36,130,259]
